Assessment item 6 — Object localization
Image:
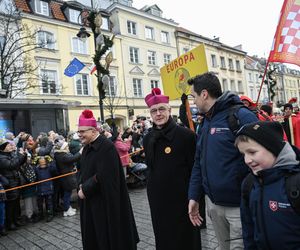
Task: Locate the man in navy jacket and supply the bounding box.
[187,72,258,249]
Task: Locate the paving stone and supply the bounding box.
[3,187,219,249]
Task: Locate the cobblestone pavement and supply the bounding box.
[0,187,219,250]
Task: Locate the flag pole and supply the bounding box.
[255,59,270,105]
[185,99,195,132]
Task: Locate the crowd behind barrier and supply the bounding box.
[0,99,299,247]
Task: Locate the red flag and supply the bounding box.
[269,0,300,66]
[90,65,97,75]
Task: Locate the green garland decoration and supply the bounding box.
[87,10,114,98]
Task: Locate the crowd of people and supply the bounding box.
[1,72,300,250]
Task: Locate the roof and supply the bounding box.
[176,26,247,54]
[14,0,31,13]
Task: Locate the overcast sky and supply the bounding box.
[134,0,285,59]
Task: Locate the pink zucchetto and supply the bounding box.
[78,109,97,127]
[145,88,169,108]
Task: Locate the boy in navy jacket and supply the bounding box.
[236,121,300,250]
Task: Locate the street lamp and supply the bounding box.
[76,10,114,123]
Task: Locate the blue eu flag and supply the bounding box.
[64,58,85,77]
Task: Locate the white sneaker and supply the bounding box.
[69,206,77,212]
[63,207,76,217]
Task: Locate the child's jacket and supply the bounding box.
[241,143,300,250]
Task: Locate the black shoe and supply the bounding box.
[15,221,26,227]
[0,228,8,236]
[26,217,34,223]
[46,216,53,222]
[46,210,53,222]
[7,224,17,231]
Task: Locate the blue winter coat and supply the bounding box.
[241,145,300,250]
[35,162,57,196]
[188,91,258,206]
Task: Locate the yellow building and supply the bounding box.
[107,3,180,122]
[13,0,125,132]
[282,68,300,102]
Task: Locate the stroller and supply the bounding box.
[126,162,147,188]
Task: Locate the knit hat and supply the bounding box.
[240,95,256,108]
[4,132,14,140]
[0,139,9,151]
[78,109,97,127]
[72,133,79,140]
[102,123,111,132]
[54,136,67,150]
[145,88,169,108]
[288,97,297,104]
[237,121,285,157]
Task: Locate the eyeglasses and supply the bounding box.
[77,128,94,134]
[150,106,168,115]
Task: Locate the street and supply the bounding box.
[0,187,219,249]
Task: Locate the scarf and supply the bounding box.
[147,117,176,169]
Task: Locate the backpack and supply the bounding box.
[242,171,300,215]
[227,104,272,135]
[242,145,300,215]
[19,163,37,184]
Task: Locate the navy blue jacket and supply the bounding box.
[35,162,57,196]
[188,91,258,206]
[241,145,300,250]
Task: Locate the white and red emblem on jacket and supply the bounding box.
[210,128,216,135]
[269,200,278,212]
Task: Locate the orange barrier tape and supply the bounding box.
[0,170,78,193]
[120,147,144,158]
[0,147,145,193]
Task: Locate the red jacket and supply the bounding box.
[114,138,132,167]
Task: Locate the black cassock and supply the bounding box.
[143,118,201,250]
[79,135,139,250]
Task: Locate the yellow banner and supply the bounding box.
[160,44,208,100]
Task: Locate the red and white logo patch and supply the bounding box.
[269,200,278,212]
[210,128,216,135]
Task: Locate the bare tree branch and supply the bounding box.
[0,2,54,98]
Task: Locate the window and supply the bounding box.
[164,53,171,64]
[69,9,81,24]
[101,17,109,30]
[236,60,241,72]
[238,80,243,93]
[129,47,139,63]
[228,58,234,70]
[211,54,217,67]
[72,37,87,54]
[75,74,89,95]
[222,79,228,91]
[161,31,169,43]
[41,69,57,94]
[220,57,226,69]
[147,50,156,65]
[127,21,136,35]
[37,31,55,49]
[145,26,154,40]
[183,48,189,54]
[250,88,255,100]
[150,80,159,89]
[107,76,117,96]
[133,78,142,97]
[35,0,49,16]
[255,74,259,83]
[248,73,253,82]
[230,79,236,91]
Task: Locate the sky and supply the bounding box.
[134,0,284,59]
